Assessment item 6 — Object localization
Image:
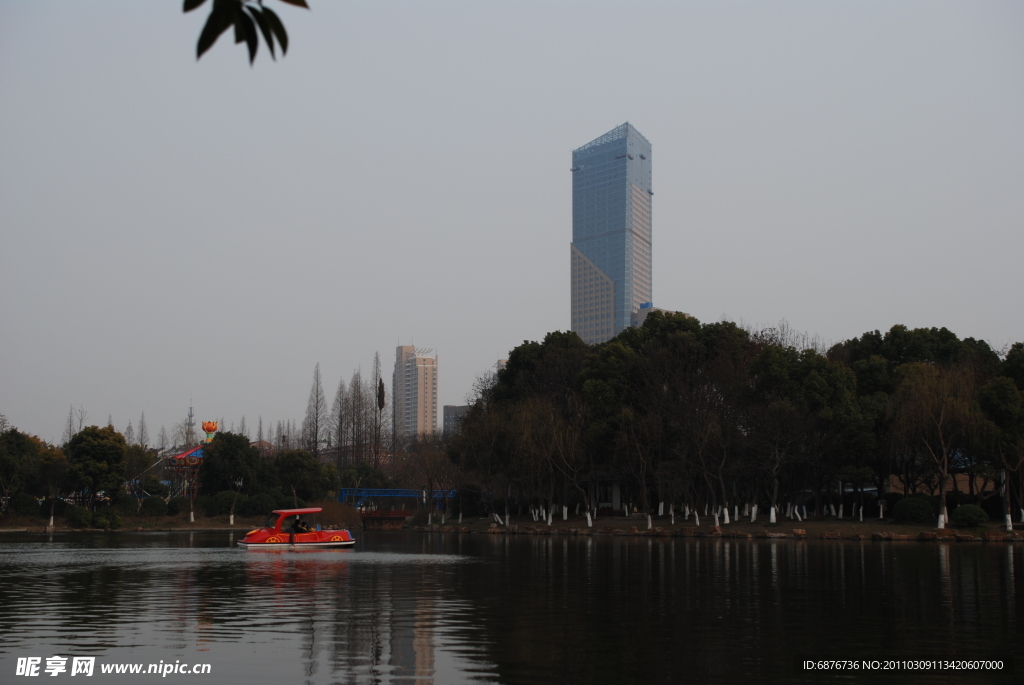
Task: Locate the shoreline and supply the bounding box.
[5,514,1022,542]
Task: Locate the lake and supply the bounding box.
[0,531,1020,684]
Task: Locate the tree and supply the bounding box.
[186,0,309,64]
[202,432,262,523]
[125,420,135,446]
[894,363,976,528]
[276,449,335,505]
[66,426,127,508]
[39,446,68,531]
[138,412,149,448]
[159,425,169,451]
[0,428,42,504]
[124,444,154,499]
[302,362,329,457]
[63,405,76,445]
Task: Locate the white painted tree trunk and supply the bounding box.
[1019,508,1023,523]
[190,511,194,523]
[769,506,776,524]
[684,505,690,519]
[658,502,664,516]
[795,508,802,522]
[230,514,234,525]
[751,505,758,523]
[838,504,843,519]
[459,511,463,524]
[48,514,54,530]
[575,503,580,515]
[1006,514,1013,532]
[829,503,836,517]
[803,505,808,519]
[859,506,863,522]
[442,512,446,525]
[713,512,720,527]
[563,505,568,520]
[723,508,730,524]
[670,508,675,525]
[704,504,708,516]
[879,502,884,519]
[744,503,750,517]
[586,511,593,527]
[428,512,433,526]
[694,513,700,526]
[937,513,945,529]
[548,510,553,526]
[647,514,652,529]
[786,503,792,518]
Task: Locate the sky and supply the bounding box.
[2,1,1023,444]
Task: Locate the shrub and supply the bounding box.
[8,492,40,517]
[241,493,276,517]
[951,504,989,527]
[91,510,121,529]
[275,492,305,510]
[167,497,191,517]
[195,495,217,517]
[980,495,1004,522]
[140,497,167,517]
[216,490,246,516]
[114,496,140,516]
[66,506,92,528]
[39,498,68,518]
[892,496,935,525]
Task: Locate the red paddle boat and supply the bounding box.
[237,507,355,549]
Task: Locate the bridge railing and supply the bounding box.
[337,488,457,508]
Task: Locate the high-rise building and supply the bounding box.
[393,346,438,441]
[570,122,653,344]
[442,405,469,437]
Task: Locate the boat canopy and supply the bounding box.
[272,508,323,516]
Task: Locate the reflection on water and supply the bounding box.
[1,532,1022,684]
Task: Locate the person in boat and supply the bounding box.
[295,519,310,533]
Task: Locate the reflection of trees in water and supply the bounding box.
[4,535,1023,683]
[433,537,1024,683]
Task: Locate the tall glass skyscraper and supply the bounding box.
[571,122,653,344]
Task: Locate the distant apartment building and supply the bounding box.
[393,346,438,441]
[442,405,469,437]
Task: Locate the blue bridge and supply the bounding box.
[337,488,457,508]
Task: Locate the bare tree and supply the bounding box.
[372,352,385,469]
[125,420,135,446]
[239,415,248,439]
[62,405,76,445]
[138,411,149,448]
[76,405,88,432]
[894,362,976,528]
[158,425,168,451]
[332,375,350,469]
[302,363,329,457]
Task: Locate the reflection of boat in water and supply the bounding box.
[237,507,355,549]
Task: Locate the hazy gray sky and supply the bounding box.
[2,1,1022,444]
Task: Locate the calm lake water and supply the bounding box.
[0,531,1021,684]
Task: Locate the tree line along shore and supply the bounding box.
[3,315,1023,534]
